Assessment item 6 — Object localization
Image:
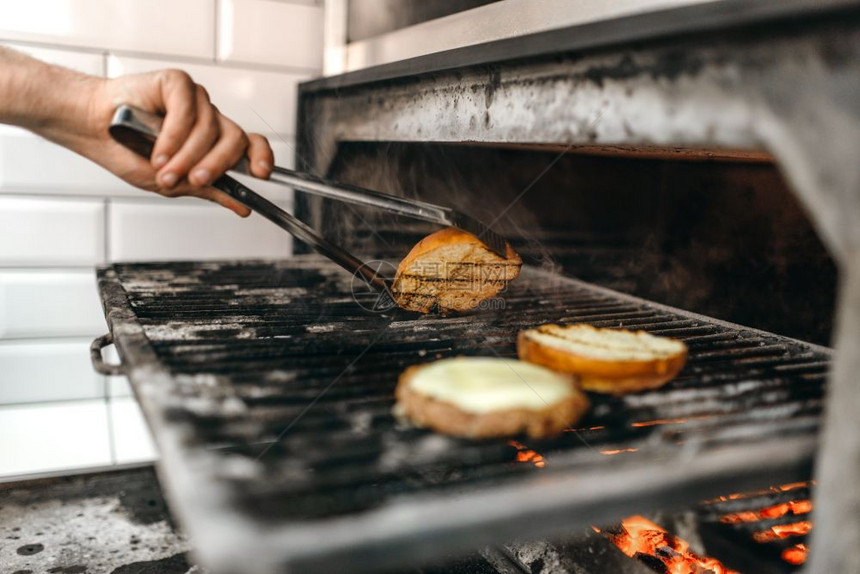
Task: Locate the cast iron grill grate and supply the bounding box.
[97,257,829,573]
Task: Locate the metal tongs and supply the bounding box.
[109,105,507,296]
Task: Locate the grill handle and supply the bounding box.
[90,333,125,376]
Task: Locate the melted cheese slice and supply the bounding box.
[408,357,574,414]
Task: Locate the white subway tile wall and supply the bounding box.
[218,0,324,70]
[108,55,309,136]
[0,0,321,479]
[2,42,104,75]
[105,346,133,399]
[0,0,215,58]
[0,340,104,404]
[0,196,105,267]
[109,199,293,261]
[108,376,133,399]
[110,398,158,464]
[0,128,138,197]
[0,270,104,338]
[0,401,112,477]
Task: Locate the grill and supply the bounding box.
[97,256,830,573]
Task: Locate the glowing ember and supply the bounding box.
[752,521,813,543]
[776,481,813,492]
[782,543,809,565]
[608,515,739,574]
[702,481,814,504]
[762,499,812,518]
[720,499,812,524]
[700,483,814,566]
[600,447,639,455]
[507,440,546,468]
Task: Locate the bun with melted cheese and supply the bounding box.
[395,356,589,439]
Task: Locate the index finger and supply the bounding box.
[151,69,197,169]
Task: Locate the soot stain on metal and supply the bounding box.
[484,67,502,108]
[582,51,705,88]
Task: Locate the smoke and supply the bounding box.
[323,142,561,268]
[315,141,836,344]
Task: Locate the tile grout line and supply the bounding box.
[0,335,109,344]
[214,0,220,63]
[104,197,110,265]
[103,189,115,466]
[2,37,322,76]
[0,265,107,271]
[105,392,118,465]
[0,396,116,411]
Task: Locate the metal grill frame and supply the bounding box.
[97,258,828,574]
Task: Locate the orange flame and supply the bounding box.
[720,499,812,524]
[752,521,813,543]
[608,515,739,574]
[782,543,809,565]
[507,440,546,468]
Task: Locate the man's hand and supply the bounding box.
[0,47,274,216]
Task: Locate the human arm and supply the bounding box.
[0,46,274,216]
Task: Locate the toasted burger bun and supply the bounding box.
[392,228,522,314]
[517,324,688,395]
[395,356,589,439]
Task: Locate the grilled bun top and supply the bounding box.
[399,227,521,266]
[517,323,688,395]
[522,324,686,363]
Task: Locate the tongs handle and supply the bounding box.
[108,105,391,295]
[232,159,452,224]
